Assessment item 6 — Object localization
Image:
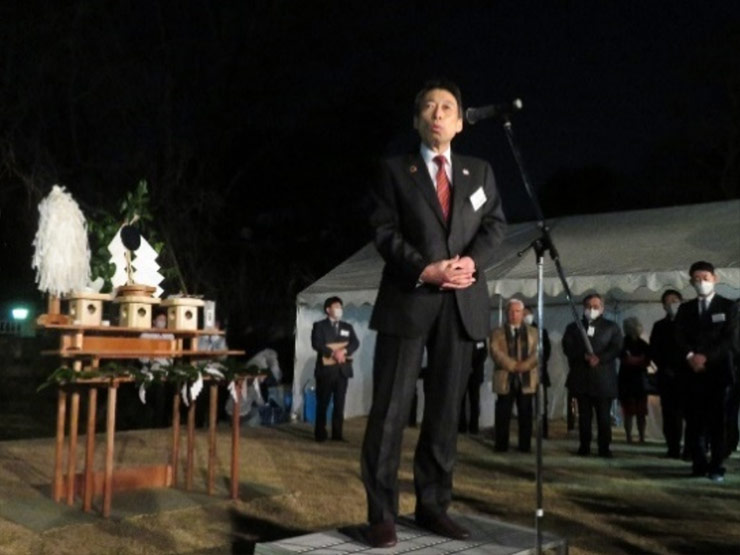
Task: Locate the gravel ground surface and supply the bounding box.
[0,417,738,554]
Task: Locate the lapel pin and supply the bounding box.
[409,165,418,173]
[462,168,470,176]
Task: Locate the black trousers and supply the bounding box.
[361,293,473,524]
[576,395,613,454]
[725,380,740,457]
[315,366,348,441]
[659,379,685,457]
[686,379,729,475]
[494,385,533,452]
[459,374,482,434]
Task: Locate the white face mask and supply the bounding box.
[332,307,343,320]
[584,308,601,322]
[666,301,681,318]
[693,280,714,297]
[523,314,534,326]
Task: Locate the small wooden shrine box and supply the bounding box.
[161,298,204,330]
[66,292,113,326]
[113,284,160,328]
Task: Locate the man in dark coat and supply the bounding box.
[360,79,506,548]
[675,261,738,482]
[458,339,487,435]
[649,289,687,458]
[562,293,623,458]
[311,296,359,443]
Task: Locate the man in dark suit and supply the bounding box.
[360,79,506,548]
[649,289,687,459]
[562,294,623,458]
[675,261,738,482]
[458,340,487,435]
[311,296,359,443]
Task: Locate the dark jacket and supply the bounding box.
[311,318,360,378]
[618,335,651,400]
[675,295,737,387]
[369,152,506,339]
[649,316,685,389]
[562,316,623,397]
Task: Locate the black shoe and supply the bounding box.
[365,520,397,548]
[493,445,508,452]
[598,450,613,459]
[331,436,348,442]
[415,511,470,540]
[576,447,590,456]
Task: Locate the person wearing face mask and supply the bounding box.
[675,261,738,482]
[311,296,359,443]
[562,294,623,457]
[619,317,651,444]
[523,306,552,438]
[649,289,687,459]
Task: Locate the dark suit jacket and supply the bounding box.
[311,318,360,378]
[562,316,623,397]
[649,316,685,386]
[675,295,737,387]
[368,152,506,339]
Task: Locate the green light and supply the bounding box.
[11,308,29,320]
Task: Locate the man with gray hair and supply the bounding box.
[490,298,539,452]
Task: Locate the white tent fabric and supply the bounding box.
[293,201,740,436]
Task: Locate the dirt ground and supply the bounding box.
[0,417,738,554]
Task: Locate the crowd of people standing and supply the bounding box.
[489,260,739,484]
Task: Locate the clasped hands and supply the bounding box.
[420,255,476,290]
[332,348,348,364]
[688,353,707,373]
[585,353,600,368]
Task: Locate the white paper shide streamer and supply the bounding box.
[180,373,205,407]
[32,185,91,296]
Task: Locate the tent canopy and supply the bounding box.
[297,200,740,307]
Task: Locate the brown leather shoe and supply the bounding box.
[365,520,397,548]
[415,511,470,540]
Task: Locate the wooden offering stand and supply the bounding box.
[40,319,248,517]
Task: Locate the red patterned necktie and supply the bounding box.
[433,155,451,222]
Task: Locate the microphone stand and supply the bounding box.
[501,115,595,555]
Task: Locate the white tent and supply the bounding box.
[294,201,740,436]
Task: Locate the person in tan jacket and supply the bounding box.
[490,298,539,452]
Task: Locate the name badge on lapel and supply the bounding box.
[470,186,487,212]
[340,329,350,337]
[711,313,726,323]
[587,326,595,337]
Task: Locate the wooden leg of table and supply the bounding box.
[53,389,67,502]
[66,390,81,505]
[172,391,181,487]
[186,398,195,491]
[83,387,97,512]
[230,381,241,500]
[103,384,117,518]
[208,384,218,495]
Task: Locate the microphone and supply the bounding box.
[465,98,523,124]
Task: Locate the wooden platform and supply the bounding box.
[255,512,567,554]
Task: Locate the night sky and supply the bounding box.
[1,2,738,354]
